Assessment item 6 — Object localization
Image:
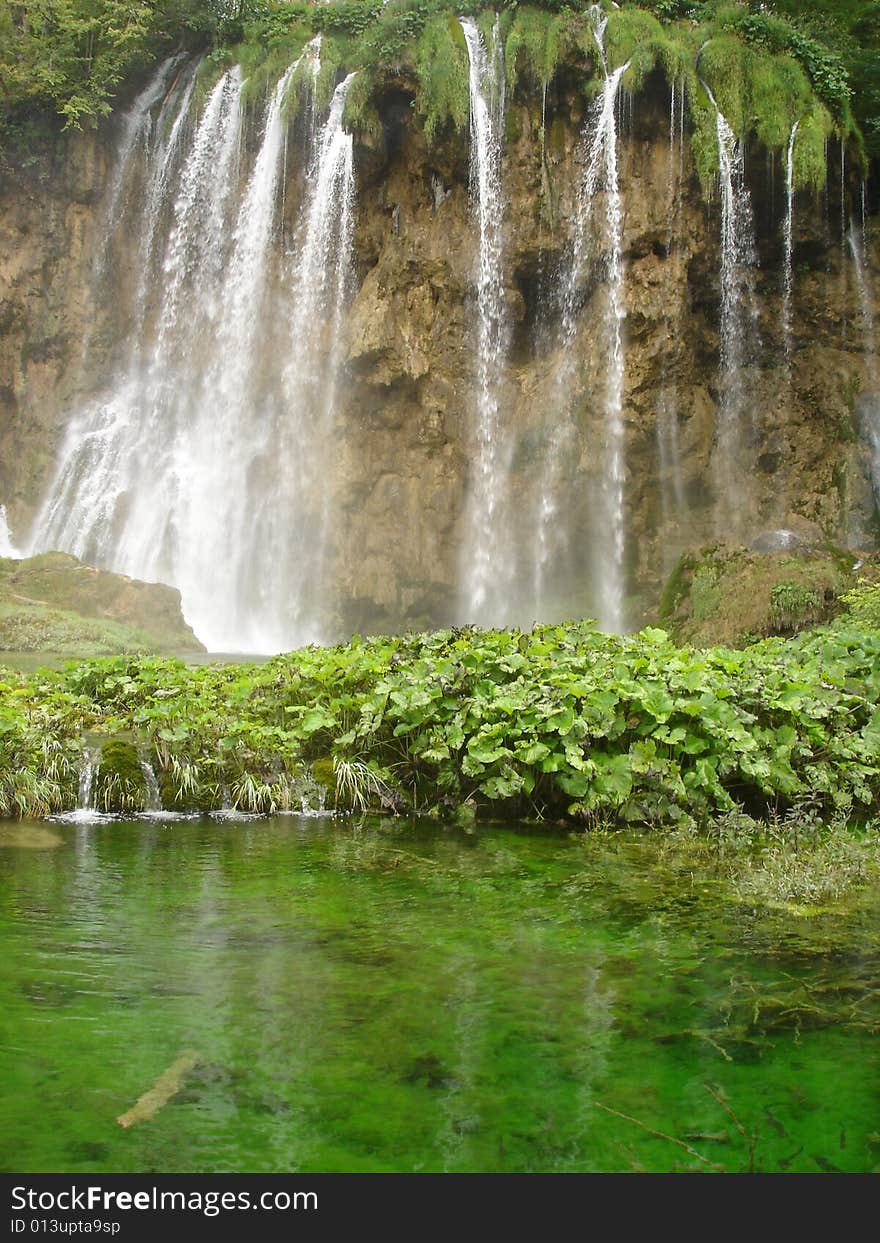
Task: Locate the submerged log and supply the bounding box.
[116,1051,199,1128]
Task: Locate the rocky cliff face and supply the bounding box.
[0,132,110,529]
[0,69,877,643]
[340,70,879,630]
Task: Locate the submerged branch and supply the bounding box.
[594,1101,726,1171]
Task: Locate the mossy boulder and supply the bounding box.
[0,552,204,656]
[658,542,865,646]
[94,736,147,813]
[311,758,336,799]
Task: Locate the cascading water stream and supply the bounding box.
[29,40,355,654]
[849,221,880,507]
[138,751,163,814]
[0,505,19,557]
[157,67,245,350]
[98,53,186,273]
[782,121,799,373]
[261,68,357,648]
[30,66,247,616]
[157,42,323,651]
[703,84,760,538]
[656,80,687,559]
[458,16,512,626]
[535,7,629,632]
[132,64,201,337]
[73,739,105,819]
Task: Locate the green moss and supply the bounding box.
[688,85,722,186]
[311,757,336,796]
[659,553,697,621]
[505,7,570,94]
[605,6,665,87]
[415,14,470,144]
[792,105,835,192]
[504,105,522,144]
[95,736,147,814]
[0,552,201,656]
[698,34,748,134]
[691,565,722,624]
[343,70,382,138]
[770,582,823,632]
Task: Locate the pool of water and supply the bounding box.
[0,815,877,1173]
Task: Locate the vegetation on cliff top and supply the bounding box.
[1,2,877,182]
[1,589,879,827]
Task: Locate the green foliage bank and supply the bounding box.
[1,610,879,825]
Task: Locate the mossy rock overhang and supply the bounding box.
[658,537,877,647]
[0,551,204,655]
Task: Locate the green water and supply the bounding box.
[0,815,877,1174]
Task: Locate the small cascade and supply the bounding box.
[704,85,760,538]
[69,739,106,821]
[137,749,163,814]
[78,753,97,812]
[0,504,19,557]
[536,7,629,631]
[782,121,799,372]
[656,80,687,563]
[458,16,512,626]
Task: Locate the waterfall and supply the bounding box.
[274,70,356,644]
[29,40,356,654]
[132,65,201,336]
[98,54,187,271]
[536,8,629,632]
[458,16,512,626]
[30,66,247,635]
[782,121,799,372]
[656,81,687,561]
[849,222,880,508]
[704,86,759,538]
[0,505,19,557]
